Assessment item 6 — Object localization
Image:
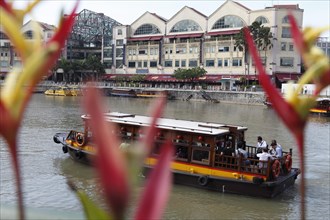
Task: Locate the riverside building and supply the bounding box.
[1,0,304,88]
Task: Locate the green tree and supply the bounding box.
[173,67,206,81]
[234,21,273,71]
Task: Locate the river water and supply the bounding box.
[0,94,329,219]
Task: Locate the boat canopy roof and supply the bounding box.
[81,112,248,136]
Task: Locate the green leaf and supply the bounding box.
[76,190,112,220]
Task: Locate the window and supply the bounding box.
[280,57,294,67]
[189,60,198,67]
[218,46,229,52]
[143,61,148,67]
[176,47,187,54]
[212,15,244,29]
[189,47,198,54]
[1,60,8,67]
[139,49,147,55]
[181,60,186,67]
[170,19,202,33]
[232,58,242,67]
[175,60,180,67]
[255,16,269,24]
[289,43,294,51]
[138,61,142,68]
[164,60,172,67]
[281,42,287,51]
[282,27,291,38]
[192,149,210,165]
[252,57,267,66]
[116,40,123,46]
[218,59,223,67]
[24,30,33,39]
[205,59,215,67]
[117,29,122,35]
[224,59,229,67]
[282,16,290,24]
[4,42,10,47]
[128,62,136,68]
[134,24,161,35]
[150,61,157,67]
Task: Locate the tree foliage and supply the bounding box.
[234,21,273,63]
[173,67,207,81]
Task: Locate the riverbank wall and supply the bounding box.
[0,80,266,105]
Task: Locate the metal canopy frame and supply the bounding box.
[68,9,122,49]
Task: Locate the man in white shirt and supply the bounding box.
[256,136,267,153]
[257,148,273,169]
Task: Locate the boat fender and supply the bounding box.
[75,133,85,147]
[272,160,281,179]
[53,135,61,144]
[197,176,208,186]
[62,146,68,154]
[252,177,264,184]
[285,154,292,173]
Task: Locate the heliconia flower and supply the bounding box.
[83,86,173,220]
[0,1,79,219]
[134,140,173,220]
[83,86,130,220]
[244,15,329,220]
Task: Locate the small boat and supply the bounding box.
[310,97,330,116]
[108,88,137,97]
[136,89,175,100]
[70,86,83,96]
[53,112,300,198]
[44,87,72,96]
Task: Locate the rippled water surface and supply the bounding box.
[1,94,329,219]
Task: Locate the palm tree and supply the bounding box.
[234,21,273,83]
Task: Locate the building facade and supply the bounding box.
[0,20,56,78]
[1,0,306,85]
[111,0,304,84]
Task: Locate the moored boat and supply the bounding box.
[310,97,330,116]
[44,87,72,96]
[136,89,175,100]
[108,88,137,97]
[53,112,300,198]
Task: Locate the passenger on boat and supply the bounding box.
[256,136,268,153]
[221,141,235,157]
[256,148,273,169]
[236,141,250,166]
[215,136,226,153]
[269,140,283,159]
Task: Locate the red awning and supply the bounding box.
[165,33,203,38]
[198,75,222,82]
[275,73,301,82]
[149,36,163,40]
[128,37,151,41]
[206,30,240,36]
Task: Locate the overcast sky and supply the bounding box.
[13,0,330,37]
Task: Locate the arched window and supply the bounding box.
[170,19,202,33]
[255,16,269,24]
[134,24,161,35]
[282,15,290,24]
[24,30,34,39]
[117,29,122,35]
[212,15,244,29]
[0,31,9,40]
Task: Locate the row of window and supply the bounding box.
[127,45,244,56]
[125,57,295,68]
[131,15,291,36]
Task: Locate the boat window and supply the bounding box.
[191,149,210,165]
[175,145,188,161]
[67,130,76,141]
